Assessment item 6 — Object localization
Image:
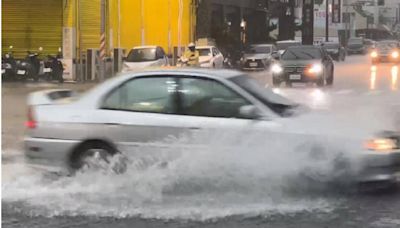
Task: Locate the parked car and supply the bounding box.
[24,69,400,187]
[322,42,346,61]
[271,45,334,87]
[347,37,366,55]
[276,40,301,55]
[370,40,400,64]
[122,46,169,72]
[240,44,276,70]
[196,46,224,68]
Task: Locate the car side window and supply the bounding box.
[102,77,178,114]
[156,47,165,59]
[179,77,251,118]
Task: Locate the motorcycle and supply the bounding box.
[2,46,16,81]
[16,50,41,81]
[43,54,64,83]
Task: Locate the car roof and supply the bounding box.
[132,45,158,49]
[196,46,214,49]
[276,40,301,43]
[287,45,320,49]
[250,44,273,47]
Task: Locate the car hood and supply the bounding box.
[243,53,271,60]
[279,59,321,67]
[199,56,212,63]
[123,60,160,70]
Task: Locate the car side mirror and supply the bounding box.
[239,105,262,119]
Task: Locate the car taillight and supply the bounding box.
[25,106,37,129]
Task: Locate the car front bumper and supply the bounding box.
[372,55,400,63]
[357,149,400,183]
[273,71,323,83]
[24,137,80,173]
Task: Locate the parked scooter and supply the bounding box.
[2,46,17,81]
[43,49,64,83]
[16,48,42,81]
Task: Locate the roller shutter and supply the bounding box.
[2,0,63,58]
[79,0,101,53]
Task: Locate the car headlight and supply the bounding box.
[391,51,399,58]
[271,64,283,74]
[370,51,378,58]
[365,138,398,152]
[307,64,323,74]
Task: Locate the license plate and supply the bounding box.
[290,74,301,80]
[249,62,258,67]
[17,70,26,75]
[1,69,5,74]
[43,68,52,73]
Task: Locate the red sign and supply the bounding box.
[332,0,341,23]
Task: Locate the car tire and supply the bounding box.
[70,141,126,173]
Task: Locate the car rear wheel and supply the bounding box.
[71,141,126,173]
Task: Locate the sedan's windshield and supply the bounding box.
[276,42,301,50]
[245,45,271,54]
[281,48,321,60]
[348,38,363,45]
[197,48,211,56]
[229,75,296,116]
[323,43,339,49]
[126,48,157,62]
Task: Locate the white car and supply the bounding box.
[122,46,169,72]
[276,40,302,55]
[196,46,224,68]
[24,69,400,186]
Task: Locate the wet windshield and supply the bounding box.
[197,48,211,56]
[323,43,339,49]
[348,38,363,45]
[276,42,301,50]
[229,75,296,116]
[126,48,157,62]
[281,48,322,60]
[245,45,271,54]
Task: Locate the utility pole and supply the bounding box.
[99,0,106,82]
[325,0,329,42]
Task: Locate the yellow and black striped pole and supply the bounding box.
[99,0,106,81]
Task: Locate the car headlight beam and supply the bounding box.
[308,64,323,74]
[271,64,283,74]
[365,138,398,152]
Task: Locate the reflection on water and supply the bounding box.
[369,65,398,91]
[391,66,398,91]
[370,65,377,90]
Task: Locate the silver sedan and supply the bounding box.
[24,69,400,184]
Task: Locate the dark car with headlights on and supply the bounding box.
[370,40,400,64]
[322,42,346,61]
[347,37,366,55]
[241,44,276,70]
[271,45,334,87]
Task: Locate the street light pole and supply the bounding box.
[326,0,329,42]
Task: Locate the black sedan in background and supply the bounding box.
[271,45,334,87]
[322,42,346,61]
[347,37,366,55]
